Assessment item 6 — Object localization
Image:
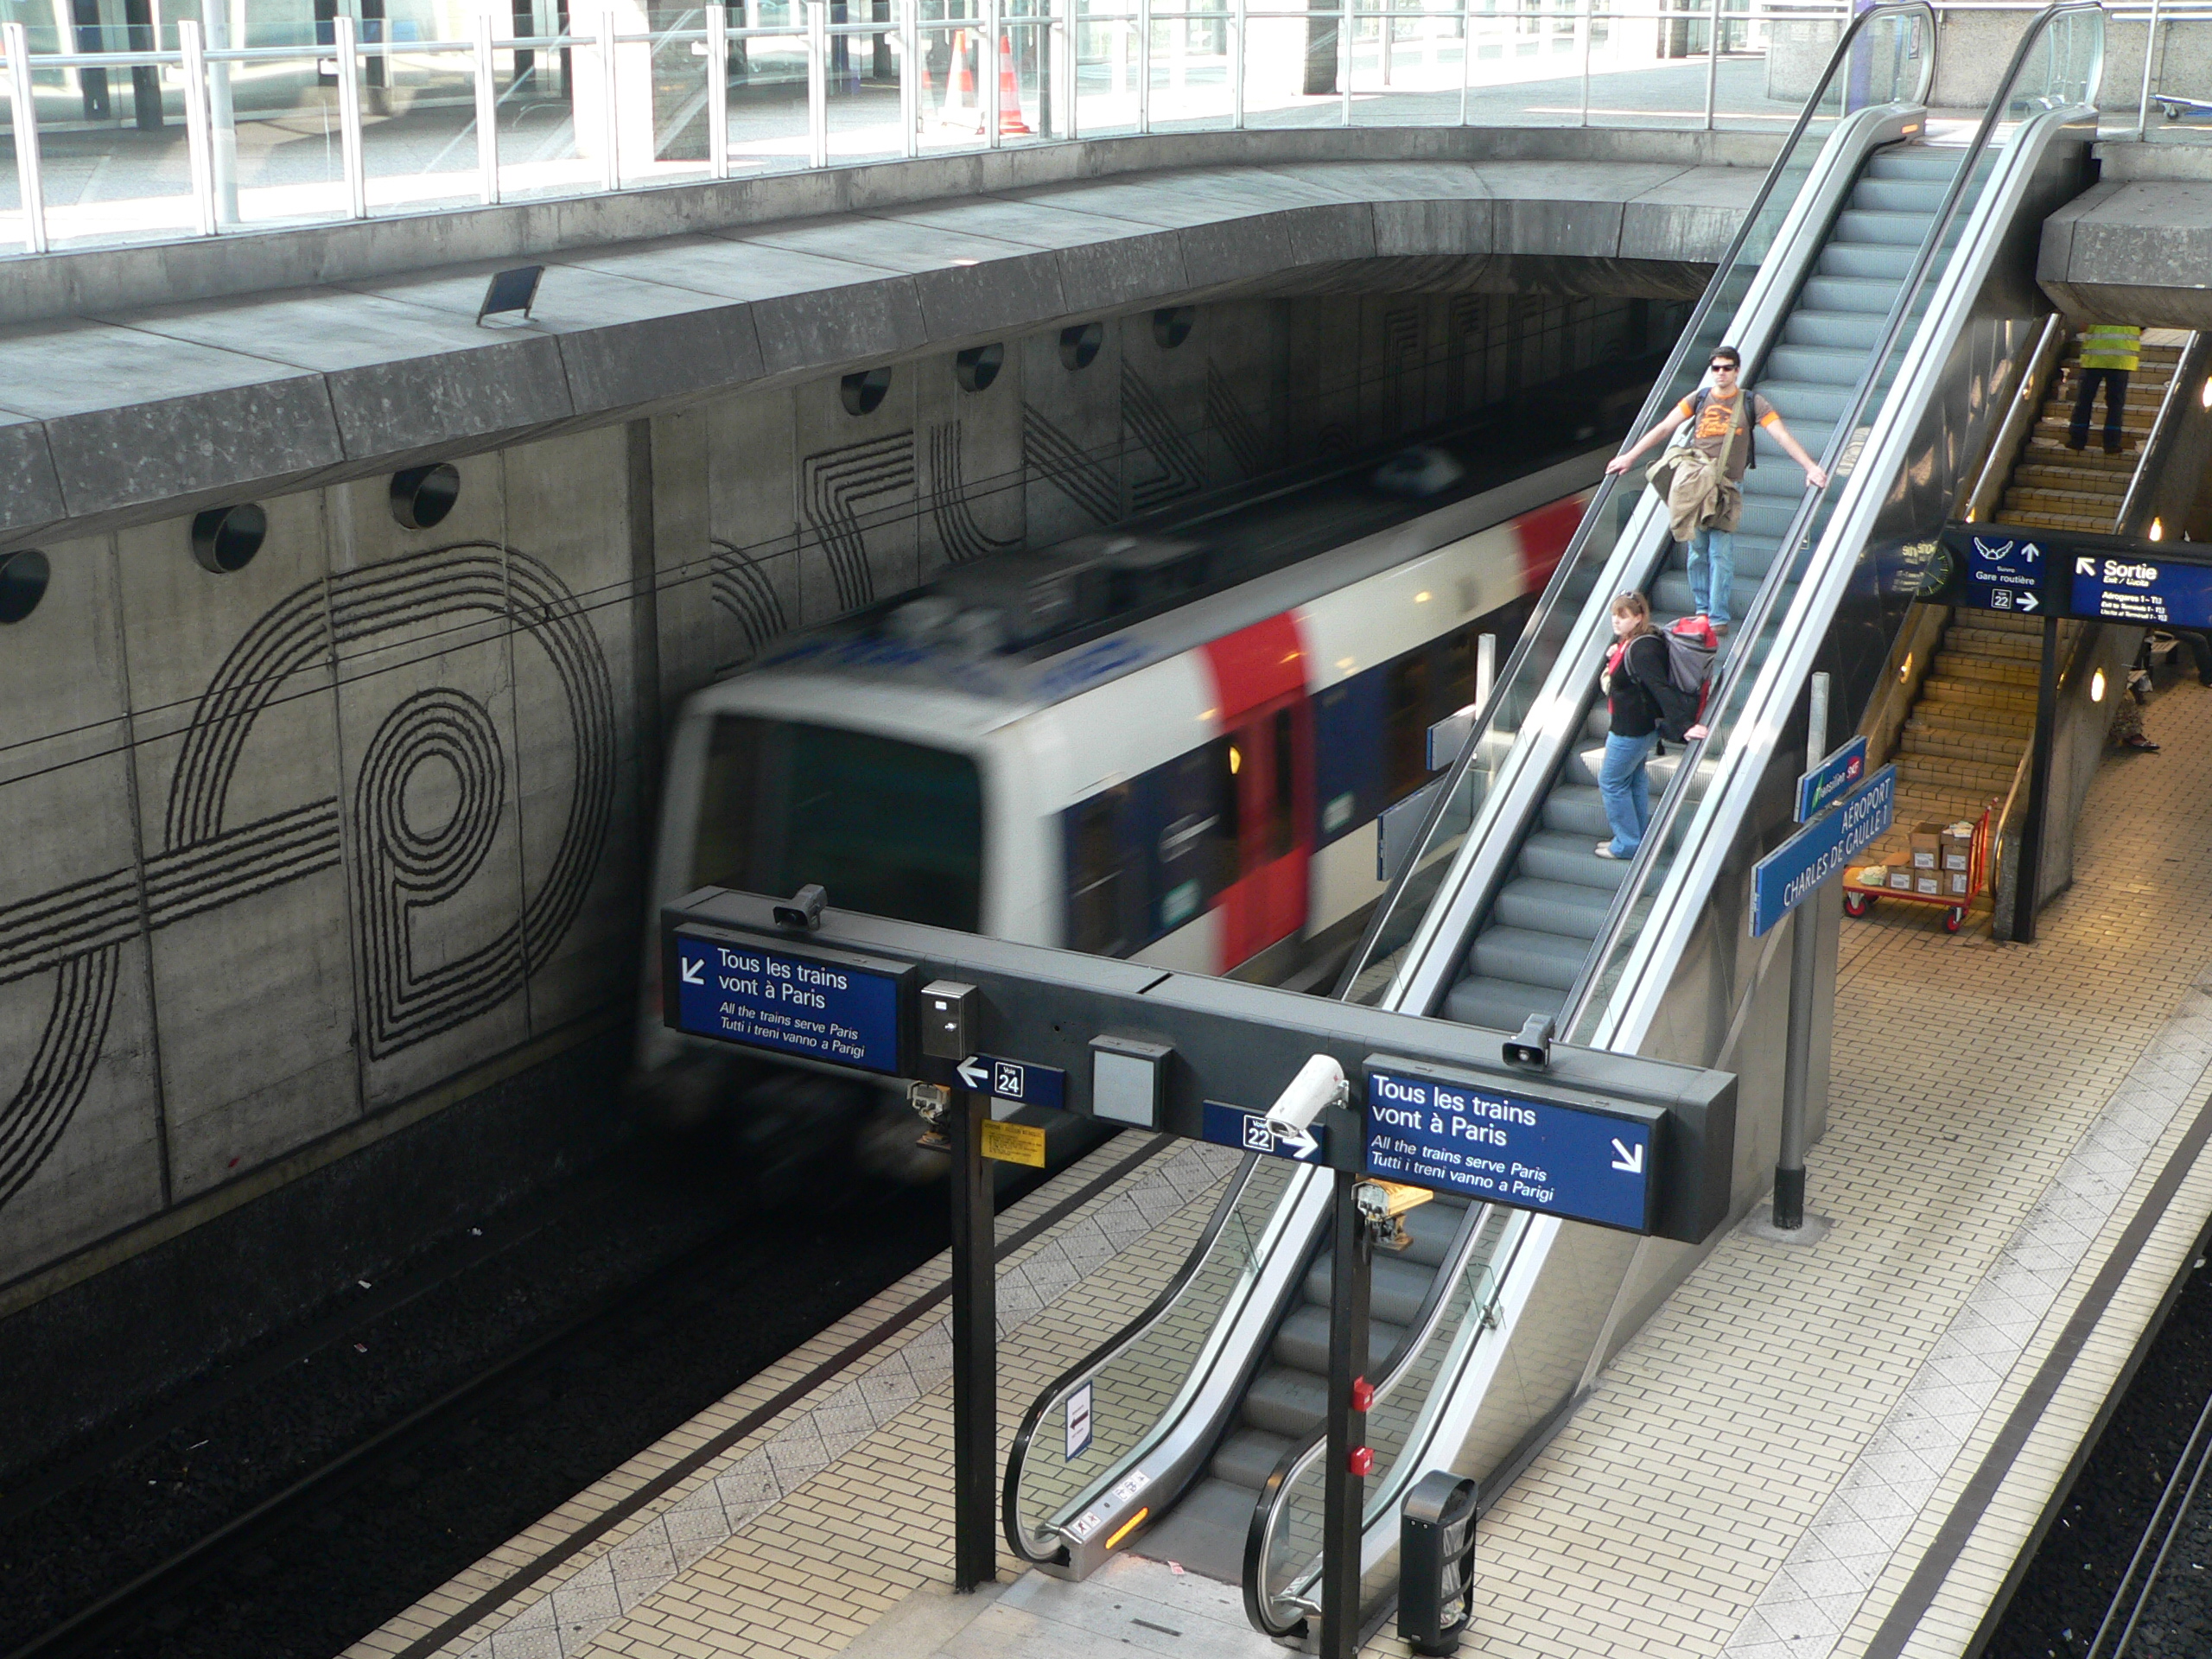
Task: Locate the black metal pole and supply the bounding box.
[950,1082,997,1592]
[1319,1171,1372,1659]
[2012,612,2063,945]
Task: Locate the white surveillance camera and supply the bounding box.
[1265,1054,1348,1146]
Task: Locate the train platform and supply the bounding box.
[346,679,2212,1659]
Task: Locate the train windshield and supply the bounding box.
[691,716,985,931]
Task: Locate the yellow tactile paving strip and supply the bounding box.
[349,680,2212,1659]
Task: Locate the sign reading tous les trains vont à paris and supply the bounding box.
[662,887,1737,1245]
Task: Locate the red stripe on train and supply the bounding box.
[1514,494,1587,595]
[1199,612,1306,723]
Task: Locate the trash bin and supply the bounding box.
[1398,1470,1478,1656]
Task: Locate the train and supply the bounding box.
[634,446,1607,1180]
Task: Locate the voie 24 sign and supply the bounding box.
[670,930,915,1075]
[1361,1059,1659,1232]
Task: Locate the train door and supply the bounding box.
[1203,617,1313,971]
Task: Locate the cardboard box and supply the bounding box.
[1942,824,1973,872]
[1888,868,1915,892]
[1915,872,1942,897]
[1945,870,1971,897]
[1910,823,1942,870]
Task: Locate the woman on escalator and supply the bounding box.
[1596,591,1672,861]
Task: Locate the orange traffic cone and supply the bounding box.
[995,33,1033,136]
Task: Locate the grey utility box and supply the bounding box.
[1399,1470,1478,1656]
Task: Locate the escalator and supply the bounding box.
[1002,0,2109,1638]
[1442,143,1987,1033]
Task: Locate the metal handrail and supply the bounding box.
[1961,313,2069,524]
[1559,0,2105,1040]
[1001,1151,1264,1565]
[1330,0,1936,1002]
[2116,330,2212,537]
[1238,1201,1506,1637]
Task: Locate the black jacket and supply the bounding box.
[1605,633,1669,739]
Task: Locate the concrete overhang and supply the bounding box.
[2038,144,2212,331]
[0,128,1778,549]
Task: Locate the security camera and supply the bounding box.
[1265,1054,1348,1149]
[1503,1013,1554,1070]
[773,883,828,931]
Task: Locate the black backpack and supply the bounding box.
[1634,621,1717,742]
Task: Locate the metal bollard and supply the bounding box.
[1398,1470,1478,1656]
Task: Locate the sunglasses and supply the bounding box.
[1708,362,1738,372]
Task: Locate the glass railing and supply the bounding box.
[0,0,1878,256]
[1561,0,2104,1047]
[1245,1205,1528,1634]
[1333,0,1933,1008]
[1003,1152,1310,1562]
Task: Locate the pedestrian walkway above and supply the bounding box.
[345,679,2212,1659]
[0,126,1774,546]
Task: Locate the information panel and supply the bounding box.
[1954,531,2047,615]
[2069,553,2212,629]
[1362,1059,1657,1232]
[671,931,913,1075]
[1751,765,1897,938]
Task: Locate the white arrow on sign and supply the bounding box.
[2077,556,2097,575]
[1610,1139,1644,1174]
[679,957,705,986]
[1277,1123,1319,1160]
[956,1057,990,1091]
[2017,591,2040,612]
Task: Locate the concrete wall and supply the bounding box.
[0,286,1656,1306]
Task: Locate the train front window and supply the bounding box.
[691,715,985,931]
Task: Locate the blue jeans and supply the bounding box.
[1688,525,1735,626]
[1599,730,1659,858]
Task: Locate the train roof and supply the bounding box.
[703,447,1605,730]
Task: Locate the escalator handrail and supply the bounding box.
[1236,1199,1501,1637]
[1554,0,2106,1040]
[1330,0,1938,1001]
[1001,1150,1268,1565]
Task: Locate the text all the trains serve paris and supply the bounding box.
[671,933,907,1074]
[1362,1065,1656,1231]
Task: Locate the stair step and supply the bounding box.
[1933,652,2040,686]
[1897,753,2017,791]
[1943,627,2043,658]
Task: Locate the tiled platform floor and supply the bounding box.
[348,677,2212,1659]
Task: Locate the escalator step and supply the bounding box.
[1444,974,1564,1033]
[1541,783,1611,838]
[1243,1364,1327,1438]
[1494,876,1617,937]
[1272,1305,1410,1374]
[1472,925,1595,990]
[1302,1252,1434,1326]
[1128,1475,1261,1584]
[1520,830,1635,890]
[1210,1427,1296,1492]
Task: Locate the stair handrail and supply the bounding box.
[1236,1200,1503,1637]
[1554,0,2106,1042]
[1001,1150,1267,1565]
[1331,0,1939,1002]
[2116,331,2212,537]
[1961,313,2069,525]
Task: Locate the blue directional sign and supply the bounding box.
[955,1052,1067,1109]
[671,931,912,1074]
[1362,1061,1657,1232]
[1796,734,1868,823]
[1955,531,2047,616]
[1751,764,1897,937]
[1202,1100,1327,1163]
[2069,552,2212,629]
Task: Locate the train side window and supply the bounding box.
[1155,738,1235,931]
[1383,652,1433,803]
[1067,788,1135,956]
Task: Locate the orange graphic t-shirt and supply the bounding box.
[1672,386,1779,480]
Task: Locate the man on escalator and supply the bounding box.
[1605,346,1830,635]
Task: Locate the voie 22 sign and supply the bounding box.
[1362,1060,1659,1232]
[670,931,914,1075]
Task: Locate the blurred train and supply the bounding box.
[632,442,1606,1179]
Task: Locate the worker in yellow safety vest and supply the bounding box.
[2069,323,2142,454]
